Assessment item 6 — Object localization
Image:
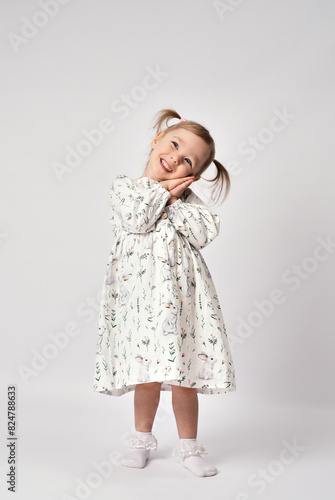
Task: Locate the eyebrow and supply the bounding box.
[173,136,199,165]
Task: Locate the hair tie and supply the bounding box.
[179,117,187,122]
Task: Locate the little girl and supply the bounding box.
[93,108,236,477]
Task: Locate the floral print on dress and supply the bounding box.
[93,174,236,396]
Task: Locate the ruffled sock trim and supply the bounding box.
[172,438,208,460]
[127,431,158,451]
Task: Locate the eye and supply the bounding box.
[172,141,192,167]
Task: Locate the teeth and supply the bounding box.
[161,159,172,171]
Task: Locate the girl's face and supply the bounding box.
[141,128,209,182]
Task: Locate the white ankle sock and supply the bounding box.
[175,438,218,477]
[120,447,150,469]
[120,431,156,469]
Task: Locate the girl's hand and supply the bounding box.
[159,176,200,199]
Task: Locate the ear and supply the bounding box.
[135,356,143,363]
[198,353,208,361]
[150,130,165,148]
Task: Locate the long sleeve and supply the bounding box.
[109,175,171,233]
[164,188,220,250]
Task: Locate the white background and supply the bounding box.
[0,1,334,499]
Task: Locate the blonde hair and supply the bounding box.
[149,108,231,206]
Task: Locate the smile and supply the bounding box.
[160,159,173,172]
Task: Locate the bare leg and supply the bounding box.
[134,382,162,431]
[171,385,217,477]
[171,385,198,438]
[121,382,162,469]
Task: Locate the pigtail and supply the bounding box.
[213,158,231,205]
[151,108,181,133]
[203,159,231,206]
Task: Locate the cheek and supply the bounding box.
[180,165,191,175]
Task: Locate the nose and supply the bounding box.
[170,153,179,165]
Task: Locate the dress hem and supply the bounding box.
[93,380,236,397]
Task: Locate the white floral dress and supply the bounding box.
[93,175,236,396]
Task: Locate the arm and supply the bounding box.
[164,189,220,250]
[109,175,172,233]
